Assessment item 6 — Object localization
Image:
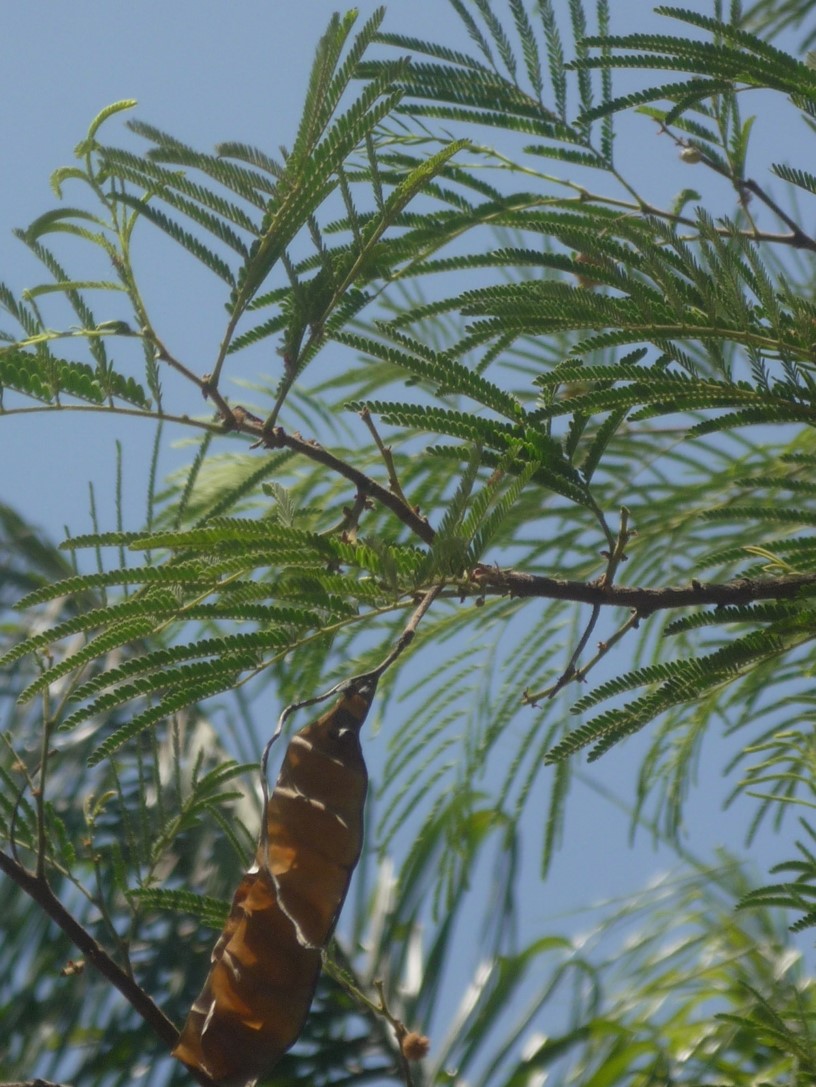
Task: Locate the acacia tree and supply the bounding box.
[3,1,816,1084]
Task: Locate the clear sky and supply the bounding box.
[2,2,806,1081]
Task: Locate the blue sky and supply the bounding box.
[2,2,808,1081]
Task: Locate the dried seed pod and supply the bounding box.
[173,680,376,1087]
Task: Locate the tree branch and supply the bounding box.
[0,850,177,1045]
[470,566,816,613]
[1,400,438,546]
[0,850,218,1087]
[358,406,411,507]
[1,1081,74,1087]
[659,124,816,251]
[259,424,436,544]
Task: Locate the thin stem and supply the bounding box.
[35,687,52,880]
[207,312,241,394]
[538,507,633,699]
[526,608,642,704]
[242,600,411,697]
[143,329,211,390]
[322,950,405,1061]
[470,142,815,249]
[574,608,642,684]
[322,953,418,1087]
[0,402,224,434]
[360,584,443,682]
[545,603,600,700]
[263,585,442,778]
[373,979,416,1087]
[359,406,411,506]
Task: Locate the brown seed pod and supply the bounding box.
[172,680,376,1087]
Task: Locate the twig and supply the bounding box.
[260,424,435,543]
[598,507,632,590]
[742,176,816,248]
[142,329,208,390]
[373,980,416,1087]
[262,586,442,780]
[0,402,227,435]
[322,954,423,1087]
[662,126,816,251]
[322,488,371,540]
[358,584,443,684]
[540,602,601,701]
[145,328,246,431]
[525,608,642,705]
[207,312,243,395]
[535,508,633,700]
[574,609,643,685]
[0,851,176,1045]
[359,406,411,506]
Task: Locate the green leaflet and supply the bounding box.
[337,327,525,420]
[128,887,230,931]
[61,654,261,736]
[86,672,243,767]
[547,629,793,763]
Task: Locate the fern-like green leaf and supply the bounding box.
[60,655,260,733]
[547,630,790,763]
[86,673,243,767]
[336,328,525,420]
[129,887,230,930]
[1,597,178,669]
[109,196,236,284]
[127,119,276,203]
[15,561,211,609]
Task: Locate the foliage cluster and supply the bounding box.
[4,1,816,1085]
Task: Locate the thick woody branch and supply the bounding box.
[471,566,816,613]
